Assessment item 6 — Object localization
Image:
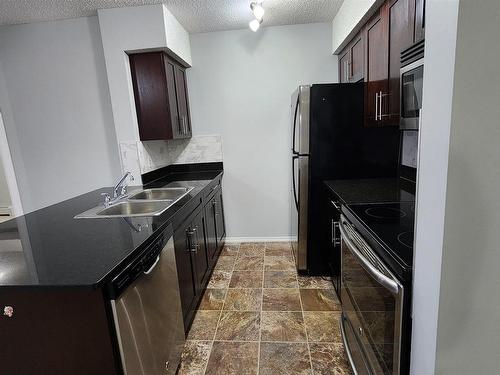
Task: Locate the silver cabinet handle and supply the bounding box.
[379,91,383,120]
[339,219,400,295]
[332,220,340,246]
[347,61,351,82]
[375,92,379,121]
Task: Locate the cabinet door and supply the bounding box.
[364,6,389,126]
[190,210,209,292]
[174,64,192,138]
[388,0,415,125]
[129,52,174,140]
[173,220,196,320]
[164,58,182,138]
[350,35,364,82]
[339,50,350,83]
[204,199,218,262]
[214,189,226,246]
[414,0,425,42]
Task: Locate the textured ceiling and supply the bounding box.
[0,0,343,33]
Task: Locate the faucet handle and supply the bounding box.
[101,192,112,206]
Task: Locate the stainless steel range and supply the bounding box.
[339,202,414,375]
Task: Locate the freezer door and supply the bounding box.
[291,86,310,155]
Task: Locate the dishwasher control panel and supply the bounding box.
[109,232,165,299]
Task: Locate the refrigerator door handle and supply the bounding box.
[292,94,300,154]
[292,155,299,210]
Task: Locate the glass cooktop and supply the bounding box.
[346,202,415,270]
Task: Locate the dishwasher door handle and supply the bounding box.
[143,255,160,275]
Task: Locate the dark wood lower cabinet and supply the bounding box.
[174,185,226,331]
[214,189,226,245]
[0,289,119,374]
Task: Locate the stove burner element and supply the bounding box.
[365,207,406,219]
[398,231,414,248]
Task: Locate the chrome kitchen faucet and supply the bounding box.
[101,172,134,206]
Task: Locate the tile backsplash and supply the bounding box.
[120,135,223,177]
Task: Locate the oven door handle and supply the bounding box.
[339,220,400,295]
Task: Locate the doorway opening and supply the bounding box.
[0,111,23,219]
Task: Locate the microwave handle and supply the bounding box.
[339,219,400,295]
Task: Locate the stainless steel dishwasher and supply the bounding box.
[109,224,185,374]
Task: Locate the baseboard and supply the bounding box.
[0,206,11,215]
[224,236,293,244]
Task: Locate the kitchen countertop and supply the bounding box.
[324,178,415,205]
[0,168,222,288]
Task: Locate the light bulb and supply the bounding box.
[251,3,265,20]
[249,19,261,32]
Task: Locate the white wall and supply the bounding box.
[331,0,380,53]
[0,157,10,208]
[410,1,460,373]
[0,16,121,213]
[98,4,192,182]
[188,23,337,239]
[433,0,500,372]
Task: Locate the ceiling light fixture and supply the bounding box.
[249,18,262,32]
[250,2,265,21]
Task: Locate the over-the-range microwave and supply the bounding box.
[400,40,424,130]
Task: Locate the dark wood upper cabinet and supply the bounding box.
[339,49,350,83]
[338,33,364,83]
[364,5,389,126]
[387,0,415,124]
[129,52,192,141]
[350,34,364,82]
[414,0,425,42]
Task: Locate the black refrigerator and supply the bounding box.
[291,83,399,275]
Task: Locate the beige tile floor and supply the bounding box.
[179,242,352,375]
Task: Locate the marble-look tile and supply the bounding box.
[298,276,335,289]
[205,341,258,375]
[199,289,227,310]
[239,242,266,257]
[264,256,296,271]
[234,256,264,271]
[229,271,263,288]
[221,244,240,256]
[262,288,302,311]
[265,242,293,256]
[300,289,341,311]
[261,311,307,342]
[224,288,262,311]
[264,271,299,288]
[259,342,312,375]
[215,311,260,341]
[303,312,342,342]
[137,135,223,174]
[178,340,212,375]
[214,256,236,271]
[208,270,232,288]
[309,343,352,375]
[188,310,221,340]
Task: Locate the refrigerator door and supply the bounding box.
[291,154,309,272]
[291,86,310,155]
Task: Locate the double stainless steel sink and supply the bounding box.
[75,187,194,219]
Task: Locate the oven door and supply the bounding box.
[400,60,423,130]
[339,216,404,375]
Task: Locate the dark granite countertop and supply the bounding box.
[0,168,222,288]
[324,178,415,205]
